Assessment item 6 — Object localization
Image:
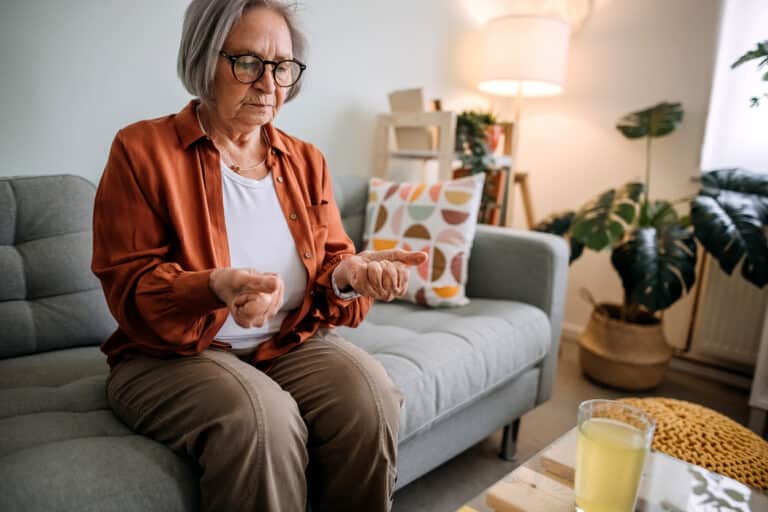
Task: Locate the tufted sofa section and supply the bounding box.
[0,174,568,511]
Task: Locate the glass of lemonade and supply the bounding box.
[575,399,655,512]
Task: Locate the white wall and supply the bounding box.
[506,0,721,344]
[0,0,722,340]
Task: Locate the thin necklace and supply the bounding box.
[196,105,269,174]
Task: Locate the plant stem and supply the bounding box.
[644,135,652,207]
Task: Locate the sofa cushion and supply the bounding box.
[0,353,197,511]
[361,174,485,307]
[0,436,199,512]
[336,298,551,441]
[0,176,116,360]
[0,346,108,389]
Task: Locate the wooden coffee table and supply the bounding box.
[459,427,768,512]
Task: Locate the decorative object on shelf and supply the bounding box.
[453,110,509,225]
[478,14,571,227]
[731,39,768,107]
[455,110,497,176]
[362,173,485,308]
[388,88,433,152]
[534,101,768,390]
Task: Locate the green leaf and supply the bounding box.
[693,169,768,287]
[616,102,684,139]
[732,40,768,68]
[646,200,680,229]
[533,211,586,263]
[611,225,697,313]
[571,182,644,251]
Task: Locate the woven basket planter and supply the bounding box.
[579,303,672,391]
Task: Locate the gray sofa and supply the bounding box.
[0,174,568,511]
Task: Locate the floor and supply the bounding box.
[391,338,751,512]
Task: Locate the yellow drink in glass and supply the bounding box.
[575,400,655,512]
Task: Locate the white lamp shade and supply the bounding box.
[479,15,571,97]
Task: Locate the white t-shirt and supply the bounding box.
[214,163,308,352]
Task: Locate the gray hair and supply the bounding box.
[178,0,307,102]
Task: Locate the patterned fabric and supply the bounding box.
[363,174,485,307]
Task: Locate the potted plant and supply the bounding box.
[453,110,506,224]
[535,102,768,390]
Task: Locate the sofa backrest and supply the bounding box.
[0,173,369,360]
[0,175,115,359]
[333,174,369,252]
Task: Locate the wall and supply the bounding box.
[506,0,722,344]
[0,0,722,339]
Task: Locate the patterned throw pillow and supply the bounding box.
[362,173,485,307]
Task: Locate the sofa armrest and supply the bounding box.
[466,225,570,404]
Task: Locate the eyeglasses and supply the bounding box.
[219,51,306,87]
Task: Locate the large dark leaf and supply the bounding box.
[692,169,768,287]
[639,199,679,228]
[616,102,684,139]
[611,226,697,313]
[571,183,644,251]
[533,211,585,263]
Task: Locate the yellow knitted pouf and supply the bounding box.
[619,397,768,490]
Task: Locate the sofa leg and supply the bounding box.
[499,419,521,461]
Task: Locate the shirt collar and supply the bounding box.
[174,99,290,156]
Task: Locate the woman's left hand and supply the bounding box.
[332,249,428,302]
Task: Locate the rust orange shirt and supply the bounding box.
[92,100,373,368]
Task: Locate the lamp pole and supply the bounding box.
[503,85,524,228]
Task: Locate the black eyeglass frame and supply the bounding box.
[219,50,306,87]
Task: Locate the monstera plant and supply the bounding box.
[534,102,768,390]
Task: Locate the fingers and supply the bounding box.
[265,277,284,319]
[396,264,409,297]
[365,249,428,267]
[353,259,411,302]
[241,273,279,294]
[230,272,284,328]
[365,260,384,297]
[232,293,271,328]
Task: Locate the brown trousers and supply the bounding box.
[106,328,403,512]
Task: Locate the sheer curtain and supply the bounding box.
[701,0,768,172]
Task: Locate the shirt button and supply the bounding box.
[276,176,284,183]
[289,212,297,221]
[304,251,311,259]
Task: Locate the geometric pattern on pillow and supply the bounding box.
[363,173,485,307]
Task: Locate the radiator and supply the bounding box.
[688,254,768,368]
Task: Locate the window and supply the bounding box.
[701,0,768,172]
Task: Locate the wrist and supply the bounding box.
[332,262,352,291]
[209,268,226,302]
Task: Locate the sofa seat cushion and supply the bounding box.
[336,298,551,442]
[0,351,198,511]
[0,346,108,389]
[0,435,199,512]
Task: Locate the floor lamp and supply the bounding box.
[478,15,571,227]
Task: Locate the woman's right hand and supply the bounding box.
[209,268,284,328]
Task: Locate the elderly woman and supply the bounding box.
[91,1,426,511]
